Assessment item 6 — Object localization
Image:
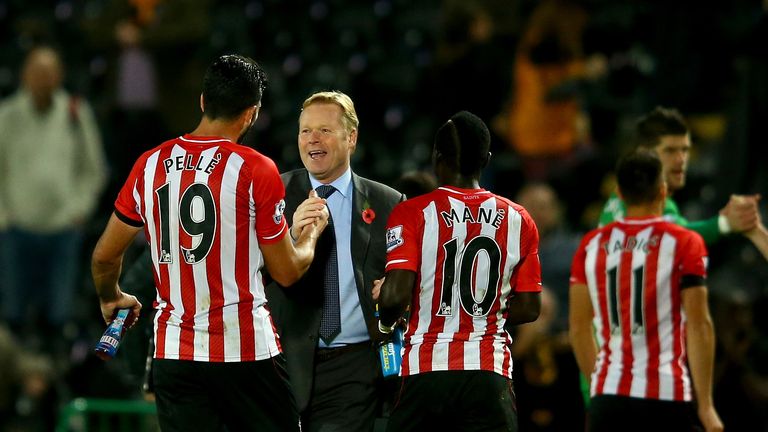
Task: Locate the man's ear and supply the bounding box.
[242,105,259,127]
[482,151,492,169]
[199,94,205,113]
[348,128,358,154]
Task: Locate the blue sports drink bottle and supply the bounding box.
[94,308,131,360]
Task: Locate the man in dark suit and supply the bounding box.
[266,91,404,432]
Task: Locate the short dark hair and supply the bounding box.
[616,148,663,206]
[434,111,490,176]
[634,106,689,149]
[202,55,267,120]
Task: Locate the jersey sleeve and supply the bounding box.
[569,233,592,285]
[663,198,720,244]
[250,156,288,244]
[384,201,420,272]
[684,216,720,245]
[511,209,542,293]
[114,157,145,227]
[679,230,708,279]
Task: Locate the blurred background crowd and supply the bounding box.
[0,0,767,430]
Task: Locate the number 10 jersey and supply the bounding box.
[384,186,541,378]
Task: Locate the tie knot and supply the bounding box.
[316,185,337,199]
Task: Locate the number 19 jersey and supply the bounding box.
[384,186,541,378]
[114,135,288,363]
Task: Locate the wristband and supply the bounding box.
[378,320,397,335]
[289,227,298,243]
[718,214,731,234]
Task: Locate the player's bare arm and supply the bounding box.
[745,220,768,262]
[505,292,541,325]
[263,200,329,286]
[742,195,768,262]
[682,285,723,432]
[92,213,143,324]
[569,282,597,385]
[377,269,416,331]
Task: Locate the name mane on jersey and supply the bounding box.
[603,234,660,254]
[163,153,222,174]
[440,206,505,228]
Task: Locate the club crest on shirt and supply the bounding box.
[386,225,404,252]
[273,199,286,224]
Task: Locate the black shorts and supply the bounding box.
[588,394,702,432]
[386,370,518,432]
[153,355,300,432]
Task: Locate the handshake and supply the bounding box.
[290,189,331,243]
[720,193,763,234]
[721,194,768,262]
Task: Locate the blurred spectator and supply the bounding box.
[82,0,211,215]
[709,290,768,431]
[83,0,211,136]
[394,170,438,199]
[428,0,516,128]
[515,182,581,332]
[511,287,585,432]
[495,0,605,181]
[6,352,60,432]
[0,47,106,342]
[0,325,20,429]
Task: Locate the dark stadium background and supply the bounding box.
[1,0,767,430]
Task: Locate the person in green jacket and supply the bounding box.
[598,106,761,245]
[586,107,768,408]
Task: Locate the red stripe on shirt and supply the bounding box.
[177,161,198,360]
[617,248,634,395]
[205,150,228,361]
[594,237,611,394]
[644,229,661,399]
[235,166,255,360]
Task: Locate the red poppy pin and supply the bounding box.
[362,201,376,224]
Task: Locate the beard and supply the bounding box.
[237,111,259,144]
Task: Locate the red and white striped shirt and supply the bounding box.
[115,134,288,362]
[570,217,708,401]
[384,186,541,378]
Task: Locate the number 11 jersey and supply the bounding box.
[114,134,288,363]
[569,217,708,401]
[384,186,541,378]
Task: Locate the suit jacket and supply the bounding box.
[265,168,404,412]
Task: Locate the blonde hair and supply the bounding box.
[302,91,359,134]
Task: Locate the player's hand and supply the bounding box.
[720,194,759,233]
[697,405,724,432]
[372,277,385,301]
[291,189,328,241]
[100,290,142,327]
[296,190,329,242]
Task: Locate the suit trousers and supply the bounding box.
[302,343,381,432]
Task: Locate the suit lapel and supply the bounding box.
[282,169,312,219]
[351,173,371,293]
